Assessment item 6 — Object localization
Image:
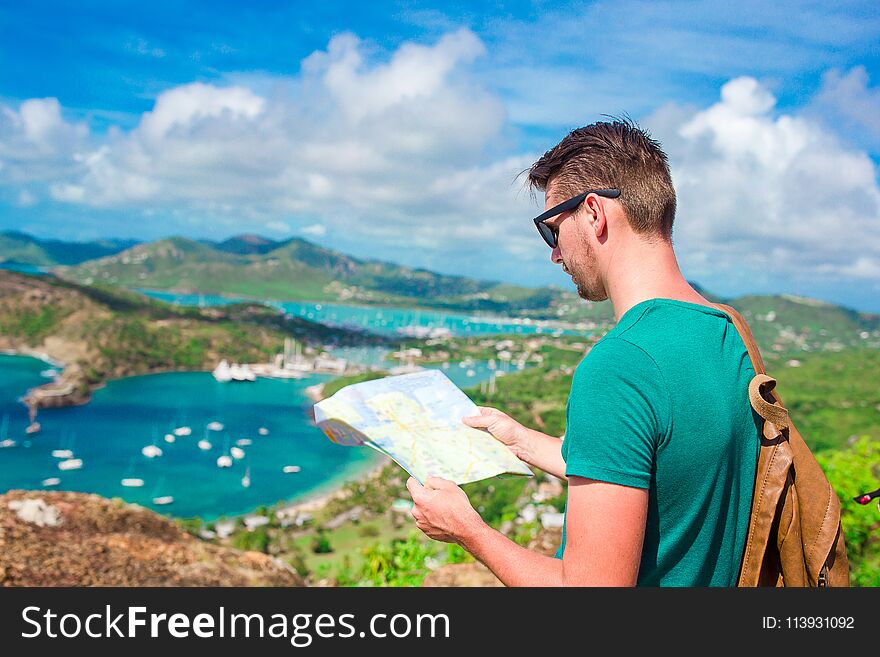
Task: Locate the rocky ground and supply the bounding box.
[0,491,304,587]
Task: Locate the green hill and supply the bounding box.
[56,234,561,313]
[0,231,136,266]
[0,269,385,408]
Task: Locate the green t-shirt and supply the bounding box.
[556,298,761,586]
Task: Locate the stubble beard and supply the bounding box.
[567,243,607,303]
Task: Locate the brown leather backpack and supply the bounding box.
[714,303,850,587]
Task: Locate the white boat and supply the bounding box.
[230,446,246,460]
[198,439,212,450]
[25,422,40,434]
[51,449,74,459]
[241,467,251,488]
[236,438,252,447]
[466,369,476,377]
[121,478,145,487]
[41,477,61,487]
[212,360,233,382]
[228,363,256,382]
[258,427,269,436]
[141,445,163,458]
[216,455,233,468]
[173,426,192,437]
[0,439,16,448]
[152,496,174,506]
[164,433,176,443]
[282,465,301,474]
[58,458,83,471]
[207,421,224,431]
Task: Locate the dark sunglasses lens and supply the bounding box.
[538,222,556,248]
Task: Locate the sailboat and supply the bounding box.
[241,466,251,488]
[0,414,15,448]
[150,476,174,506]
[120,456,143,487]
[142,428,163,458]
[213,359,233,382]
[197,426,212,450]
[216,434,233,467]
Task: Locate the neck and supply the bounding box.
[604,236,708,322]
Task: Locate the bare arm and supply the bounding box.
[409,476,648,586]
[462,407,567,480]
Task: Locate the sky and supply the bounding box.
[1,0,879,311]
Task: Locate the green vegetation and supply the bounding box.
[818,436,880,587]
[773,348,880,451]
[0,230,134,267]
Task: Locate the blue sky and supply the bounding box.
[1,1,879,311]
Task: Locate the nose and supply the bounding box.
[550,244,563,264]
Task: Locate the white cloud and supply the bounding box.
[808,66,880,152]
[139,82,265,140]
[16,29,523,255]
[648,76,880,287]
[301,223,327,237]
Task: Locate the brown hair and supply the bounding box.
[528,119,676,241]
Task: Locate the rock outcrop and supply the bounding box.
[0,491,304,587]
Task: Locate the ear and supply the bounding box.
[583,194,608,237]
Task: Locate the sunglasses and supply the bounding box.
[532,188,620,248]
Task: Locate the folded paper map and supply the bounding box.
[313,369,533,485]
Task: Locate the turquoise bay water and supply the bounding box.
[0,355,376,519]
[0,355,499,519]
[138,289,583,337]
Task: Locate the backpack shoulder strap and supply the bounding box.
[712,303,791,429]
[712,303,766,375]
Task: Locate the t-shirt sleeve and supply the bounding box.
[564,337,670,489]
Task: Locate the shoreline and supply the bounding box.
[272,452,390,520]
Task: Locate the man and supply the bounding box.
[407,120,761,586]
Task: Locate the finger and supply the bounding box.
[462,413,494,428]
[425,476,456,491]
[476,406,502,416]
[406,476,425,500]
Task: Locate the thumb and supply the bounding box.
[425,476,457,491]
[462,414,493,428]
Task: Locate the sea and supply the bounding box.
[137,289,586,337]
[0,353,502,519]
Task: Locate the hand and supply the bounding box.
[406,476,485,545]
[462,406,532,462]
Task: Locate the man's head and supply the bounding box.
[528,120,676,301]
